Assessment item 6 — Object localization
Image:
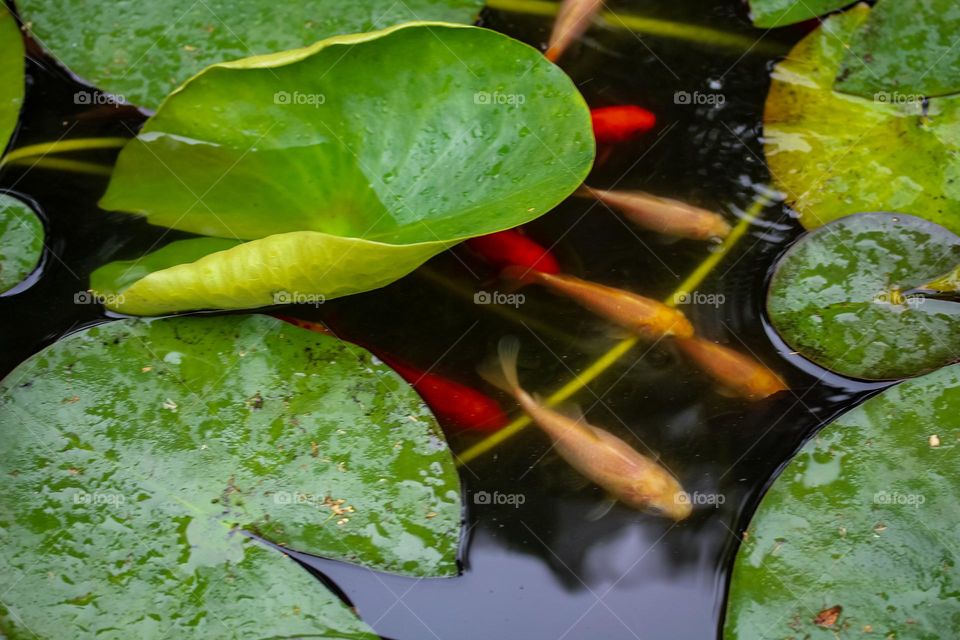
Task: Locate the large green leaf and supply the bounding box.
[90,233,441,316]
[725,363,960,640]
[0,3,24,153]
[0,314,462,638]
[0,193,44,294]
[767,212,960,380]
[747,0,854,27]
[836,0,960,98]
[97,22,594,316]
[764,4,960,235]
[16,0,484,108]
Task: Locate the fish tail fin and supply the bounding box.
[499,266,540,293]
[477,336,522,395]
[498,335,522,391]
[573,184,597,199]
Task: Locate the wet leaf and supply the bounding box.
[0,314,462,638]
[764,5,960,235]
[767,212,960,380]
[0,4,24,153]
[836,0,960,98]
[747,0,853,27]
[725,363,960,639]
[0,194,43,294]
[97,23,593,315]
[17,0,484,108]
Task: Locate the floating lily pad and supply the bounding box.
[0,193,44,294]
[0,314,462,638]
[97,22,594,315]
[747,0,853,27]
[767,212,960,380]
[17,0,484,108]
[0,4,24,153]
[836,0,960,99]
[764,5,960,235]
[725,363,960,639]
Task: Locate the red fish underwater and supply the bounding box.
[674,336,787,400]
[577,186,732,241]
[545,0,604,62]
[481,337,692,520]
[465,229,560,274]
[591,106,657,145]
[500,267,694,341]
[274,315,507,431]
[375,353,508,433]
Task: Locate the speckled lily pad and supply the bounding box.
[767,212,960,380]
[0,193,43,294]
[0,314,462,638]
[725,363,960,639]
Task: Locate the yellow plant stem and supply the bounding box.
[484,0,785,56]
[1,137,128,165]
[2,156,113,176]
[417,265,581,345]
[456,194,771,466]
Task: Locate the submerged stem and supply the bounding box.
[1,137,128,164]
[455,193,773,466]
[417,265,582,345]
[484,0,786,56]
[2,156,114,176]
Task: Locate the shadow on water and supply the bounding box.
[0,1,891,638]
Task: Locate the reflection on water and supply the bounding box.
[0,1,894,638]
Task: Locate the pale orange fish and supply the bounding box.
[501,266,694,341]
[577,185,732,241]
[545,0,604,62]
[481,337,692,520]
[674,336,787,400]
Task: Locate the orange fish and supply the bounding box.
[465,229,561,274]
[545,0,604,62]
[501,266,694,341]
[480,337,692,520]
[577,186,732,241]
[591,106,657,144]
[674,336,787,400]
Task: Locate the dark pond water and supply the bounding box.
[0,1,892,638]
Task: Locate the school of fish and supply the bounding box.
[275,0,791,522]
